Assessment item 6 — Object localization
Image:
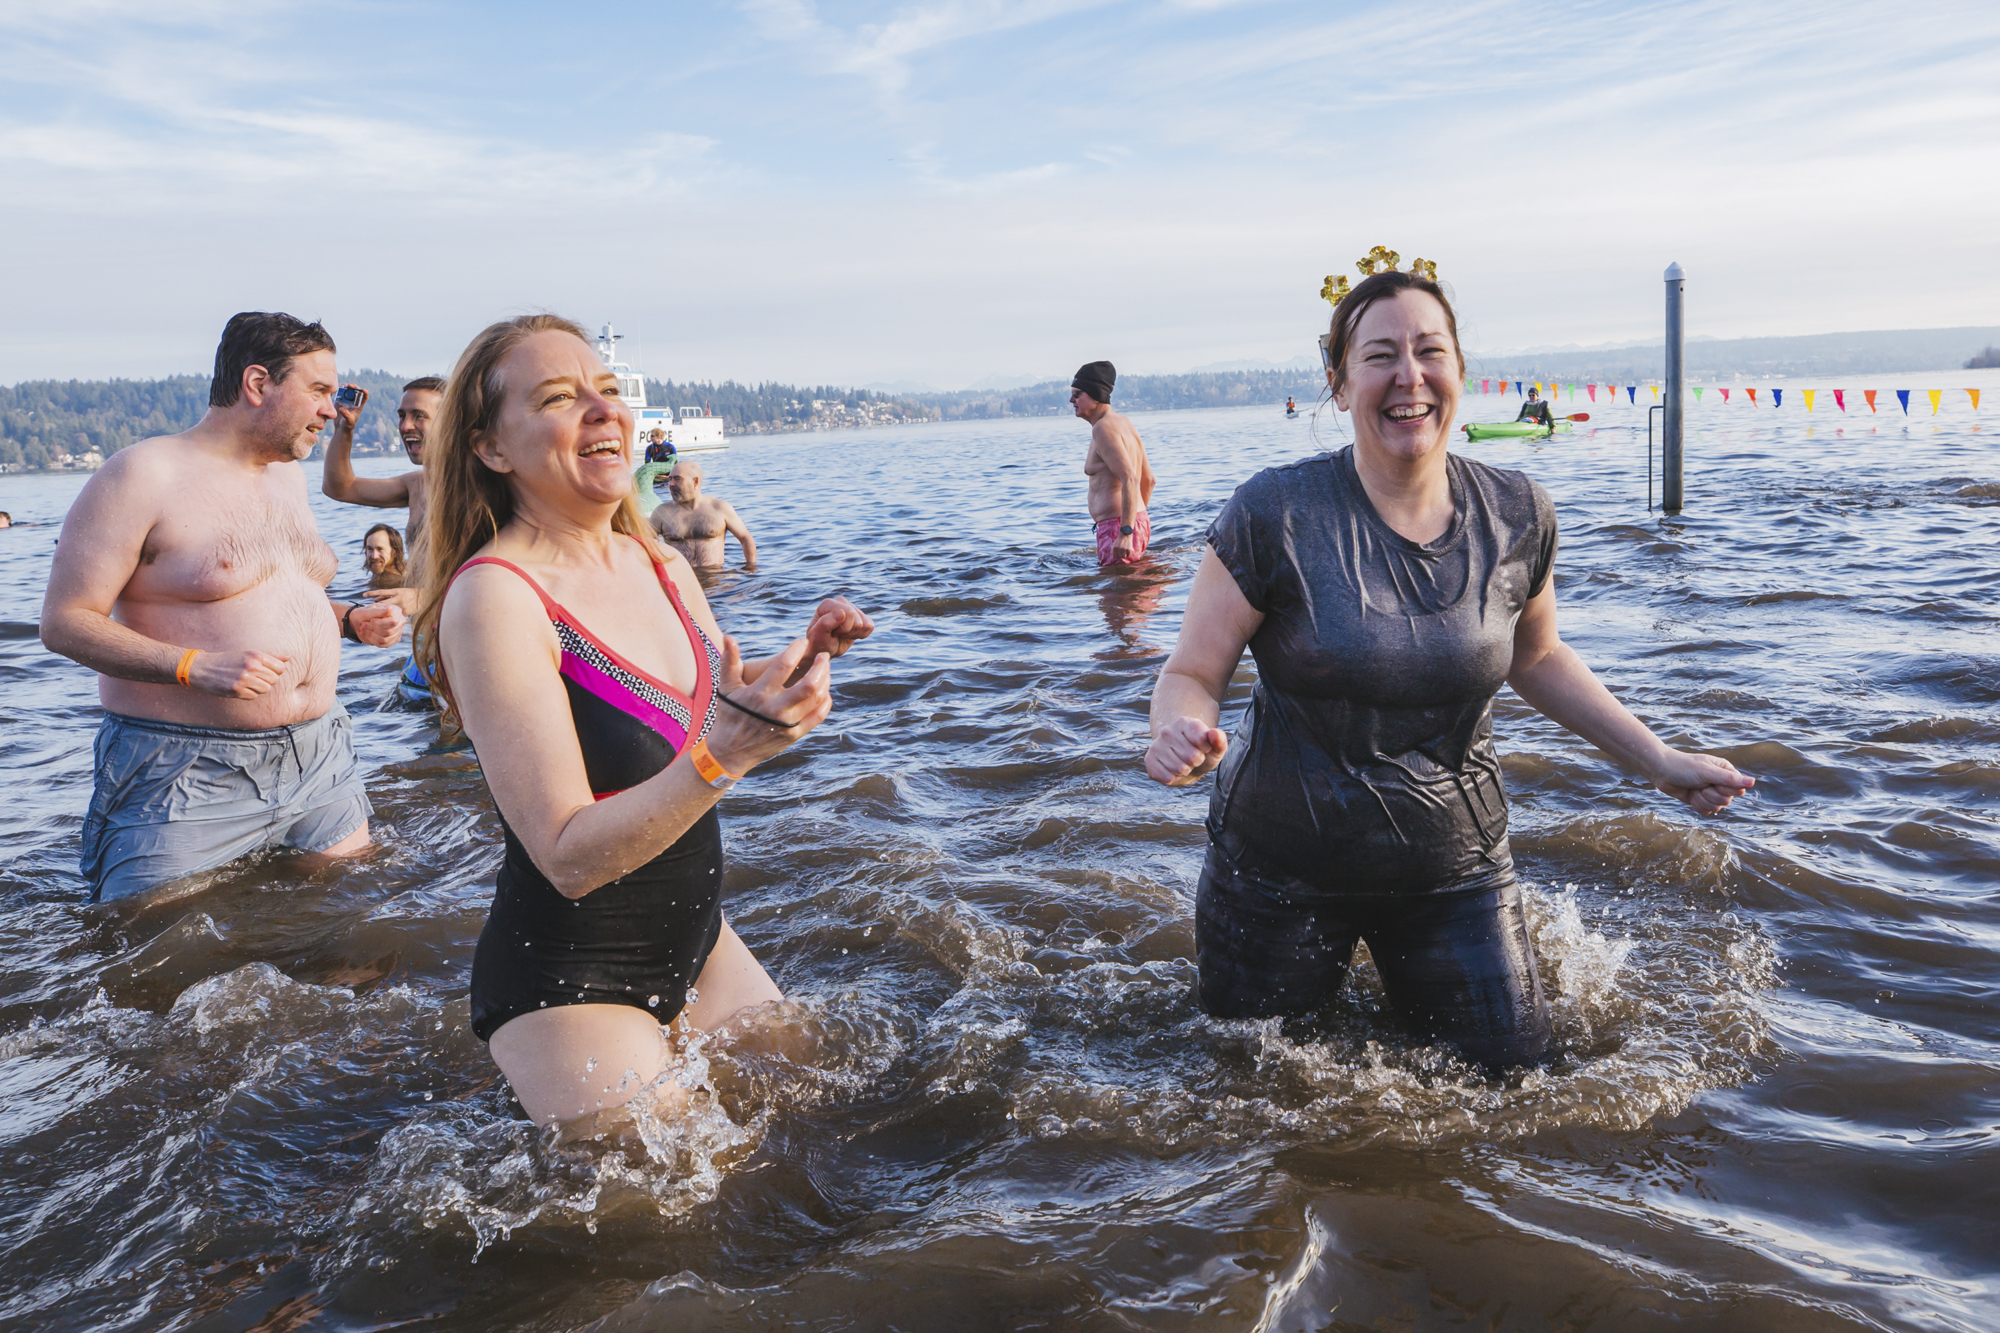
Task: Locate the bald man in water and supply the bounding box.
[649,460,758,571]
[41,311,406,903]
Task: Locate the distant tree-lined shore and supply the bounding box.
[7,323,1994,471]
[0,367,1325,469]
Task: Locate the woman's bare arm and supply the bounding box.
[442,563,833,897]
[1507,575,1753,815]
[1145,548,1263,786]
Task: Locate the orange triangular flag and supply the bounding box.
[1747,388,1758,404]
[1803,390,1816,413]
[1928,389,1943,414]
[1865,390,1877,412]
[1970,389,1982,411]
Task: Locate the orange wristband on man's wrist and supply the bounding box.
[174,649,199,687]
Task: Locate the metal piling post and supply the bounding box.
[1662,262,1685,514]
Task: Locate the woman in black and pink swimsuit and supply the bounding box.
[415,315,873,1127]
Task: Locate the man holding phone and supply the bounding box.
[321,374,445,616]
[41,311,406,903]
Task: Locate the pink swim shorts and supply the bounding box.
[1095,509,1151,566]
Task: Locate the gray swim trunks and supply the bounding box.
[80,704,371,902]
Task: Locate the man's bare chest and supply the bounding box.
[140,497,336,602]
[659,504,726,539]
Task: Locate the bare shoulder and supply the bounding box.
[440,559,550,641]
[87,433,182,491]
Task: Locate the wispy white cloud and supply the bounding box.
[0,0,1995,385]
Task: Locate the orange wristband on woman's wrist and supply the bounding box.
[687,737,740,790]
[174,649,199,687]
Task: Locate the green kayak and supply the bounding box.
[1462,420,1573,440]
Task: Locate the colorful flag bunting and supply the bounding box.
[1773,389,1783,407]
[1514,382,1523,396]
[1896,390,1910,414]
[1803,390,1815,413]
[1865,390,1877,413]
[1626,386,1636,403]
[1747,388,1758,405]
[1482,379,1490,394]
[1972,390,1982,411]
[1721,388,1731,403]
[1928,389,1942,414]
[1693,387,1704,402]
[1587,384,1597,402]
[1834,390,1846,412]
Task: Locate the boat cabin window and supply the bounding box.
[619,374,645,404]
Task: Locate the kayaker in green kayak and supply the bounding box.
[1516,386,1554,430]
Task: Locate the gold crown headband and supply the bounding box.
[1320,246,1439,308]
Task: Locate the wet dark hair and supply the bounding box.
[402,376,447,395]
[1324,271,1465,399]
[208,312,336,408]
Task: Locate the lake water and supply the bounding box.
[0,396,1994,1331]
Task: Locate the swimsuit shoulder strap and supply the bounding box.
[448,555,565,621]
[629,537,717,716]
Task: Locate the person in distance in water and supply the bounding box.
[416,314,872,1127]
[649,459,758,572]
[1517,384,1555,430]
[361,523,407,590]
[1144,264,1753,1075]
[322,375,446,616]
[1073,361,1156,566]
[41,312,406,904]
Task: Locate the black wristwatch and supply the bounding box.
[1119,524,1134,535]
[340,604,361,643]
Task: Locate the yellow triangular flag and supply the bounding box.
[1970,389,1982,411]
[1929,389,1943,414]
[1650,385,1659,402]
[1803,389,1816,413]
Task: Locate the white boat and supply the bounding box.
[594,324,727,455]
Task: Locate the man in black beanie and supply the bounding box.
[1072,361,1155,566]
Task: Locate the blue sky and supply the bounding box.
[1,0,1995,387]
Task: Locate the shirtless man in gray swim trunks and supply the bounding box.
[41,311,407,902]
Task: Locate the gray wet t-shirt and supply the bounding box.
[1205,446,1558,894]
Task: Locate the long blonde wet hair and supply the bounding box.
[412,314,661,711]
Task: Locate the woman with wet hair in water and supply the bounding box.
[413,314,873,1126]
[1145,253,1754,1074]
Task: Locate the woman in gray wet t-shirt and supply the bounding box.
[1145,262,1754,1074]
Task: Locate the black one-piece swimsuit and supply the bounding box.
[453,551,725,1043]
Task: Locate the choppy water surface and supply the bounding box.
[1,399,1995,1331]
